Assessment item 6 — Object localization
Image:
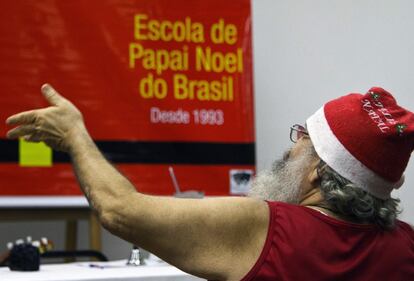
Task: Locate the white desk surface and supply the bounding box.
[0,260,204,281]
[0,196,89,208]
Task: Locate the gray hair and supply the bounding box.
[317,161,401,230]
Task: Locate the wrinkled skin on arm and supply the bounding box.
[6,84,270,281]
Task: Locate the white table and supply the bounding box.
[0,260,204,281]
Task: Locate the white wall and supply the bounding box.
[2,0,414,260]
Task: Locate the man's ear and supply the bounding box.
[308,168,319,185]
[307,159,321,186]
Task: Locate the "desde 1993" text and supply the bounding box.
[150,107,224,125]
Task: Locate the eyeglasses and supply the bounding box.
[290,124,309,143]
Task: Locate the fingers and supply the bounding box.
[6,83,69,125]
[41,83,65,106]
[6,110,38,126]
[6,124,37,139]
[23,134,42,143]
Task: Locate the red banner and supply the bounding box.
[0,0,254,199]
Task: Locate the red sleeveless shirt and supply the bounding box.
[241,201,414,281]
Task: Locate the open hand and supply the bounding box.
[6,84,86,152]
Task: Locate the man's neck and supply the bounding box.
[299,188,368,224]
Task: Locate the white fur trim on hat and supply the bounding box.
[306,107,404,199]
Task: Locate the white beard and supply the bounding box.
[248,149,314,203]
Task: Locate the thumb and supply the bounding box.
[41,83,65,106]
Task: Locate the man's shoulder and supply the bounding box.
[396,220,414,235]
[265,201,317,223]
[266,201,314,214]
[266,201,299,209]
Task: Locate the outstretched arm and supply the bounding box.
[6,84,269,281]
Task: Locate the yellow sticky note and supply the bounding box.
[19,138,52,167]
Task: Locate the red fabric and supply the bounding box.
[241,201,414,281]
[324,87,414,182]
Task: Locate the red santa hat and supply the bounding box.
[306,87,414,199]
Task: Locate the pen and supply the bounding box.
[89,264,105,269]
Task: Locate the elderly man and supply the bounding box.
[6,85,414,280]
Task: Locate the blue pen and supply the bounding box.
[89,264,105,269]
